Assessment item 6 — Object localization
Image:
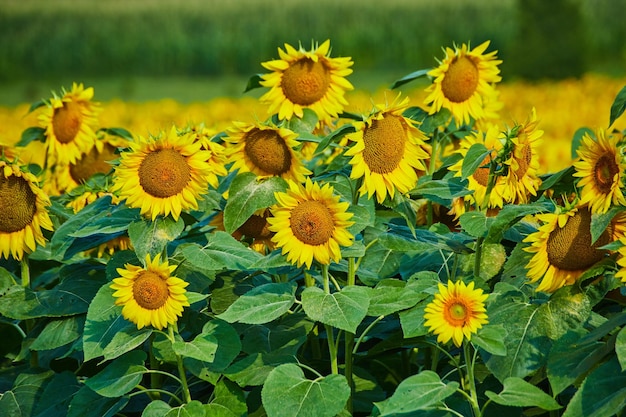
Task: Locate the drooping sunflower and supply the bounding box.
[224,121,311,183]
[110,253,189,330]
[259,39,354,124]
[573,129,626,214]
[0,161,54,260]
[112,126,215,221]
[424,280,489,347]
[523,205,612,293]
[38,83,101,166]
[268,178,354,269]
[210,208,276,254]
[424,41,502,126]
[344,94,430,204]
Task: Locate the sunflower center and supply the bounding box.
[132,270,169,310]
[70,143,118,183]
[238,214,273,239]
[472,154,494,186]
[445,301,468,326]
[441,56,479,103]
[281,58,331,106]
[593,154,619,194]
[546,208,609,271]
[362,115,407,174]
[515,142,532,178]
[244,128,292,175]
[52,101,83,144]
[290,200,335,245]
[138,148,191,198]
[0,175,37,233]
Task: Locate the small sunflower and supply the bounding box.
[268,178,354,269]
[38,83,101,165]
[0,161,54,260]
[210,208,276,254]
[573,129,626,214]
[424,280,489,347]
[614,238,626,284]
[224,121,311,183]
[344,94,430,204]
[424,41,502,126]
[110,253,189,330]
[112,126,215,221]
[187,124,228,190]
[260,39,354,124]
[523,206,611,293]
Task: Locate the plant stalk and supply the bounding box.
[168,325,192,404]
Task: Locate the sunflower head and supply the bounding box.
[424,280,489,347]
[186,124,228,190]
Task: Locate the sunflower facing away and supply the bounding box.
[210,208,276,254]
[344,94,430,204]
[260,39,354,124]
[0,161,54,260]
[424,41,502,126]
[573,129,626,214]
[112,126,215,221]
[268,178,354,269]
[38,83,101,166]
[224,121,311,182]
[524,205,612,293]
[111,253,189,330]
[424,280,489,347]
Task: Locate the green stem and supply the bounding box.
[133,385,183,405]
[21,256,38,367]
[321,265,339,374]
[344,258,357,414]
[473,236,484,279]
[148,334,162,399]
[168,325,192,404]
[463,341,481,417]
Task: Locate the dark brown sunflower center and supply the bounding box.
[244,128,292,175]
[238,214,273,239]
[472,153,495,186]
[281,58,331,106]
[52,101,83,144]
[70,143,118,183]
[138,148,191,198]
[546,209,609,271]
[0,175,37,233]
[444,301,469,327]
[362,115,407,174]
[290,200,335,245]
[593,154,619,194]
[133,270,169,310]
[514,142,532,178]
[441,56,479,103]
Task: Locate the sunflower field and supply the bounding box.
[2,26,626,417]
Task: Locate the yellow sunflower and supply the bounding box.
[424,280,489,347]
[38,83,101,166]
[112,126,215,221]
[224,121,311,182]
[614,238,626,284]
[424,41,502,126]
[344,94,430,204]
[523,205,612,293]
[573,129,626,214]
[0,161,54,260]
[259,39,354,124]
[210,208,276,254]
[187,124,228,190]
[110,253,189,330]
[268,178,354,269]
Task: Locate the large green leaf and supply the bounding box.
[172,331,219,363]
[617,326,626,371]
[0,371,54,417]
[485,377,561,411]
[128,216,185,261]
[461,142,490,180]
[301,286,370,333]
[412,176,472,204]
[207,379,247,417]
[389,68,430,89]
[179,232,263,271]
[164,401,208,417]
[366,279,428,316]
[67,386,129,417]
[31,371,81,417]
[30,316,83,351]
[485,203,549,244]
[142,400,173,416]
[459,211,490,238]
[184,319,242,375]
[472,324,507,356]
[261,363,350,417]
[373,371,459,415]
[85,350,147,397]
[217,282,296,324]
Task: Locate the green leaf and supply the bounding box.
[223,173,287,234]
[184,319,241,374]
[301,286,370,333]
[398,298,432,338]
[208,379,247,417]
[485,377,561,411]
[389,68,430,89]
[0,371,54,417]
[142,400,173,416]
[609,85,626,128]
[16,126,46,147]
[217,282,296,324]
[412,176,472,203]
[535,284,594,340]
[616,326,626,371]
[315,123,356,154]
[244,73,264,93]
[461,142,490,180]
[172,332,219,363]
[485,202,549,244]
[367,279,427,316]
[287,108,318,134]
[472,324,507,356]
[591,207,623,245]
[85,350,147,397]
[27,98,47,113]
[571,127,594,159]
[98,127,133,140]
[179,232,264,271]
[67,386,129,417]
[164,401,208,417]
[31,371,81,417]
[30,317,82,351]
[261,363,350,417]
[373,371,459,415]
[459,211,490,238]
[128,216,185,261]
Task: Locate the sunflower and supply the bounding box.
[424,41,502,126]
[112,126,215,221]
[523,205,611,293]
[502,108,543,204]
[187,124,228,190]
[38,83,101,166]
[259,39,354,124]
[0,161,54,260]
[423,280,489,347]
[224,121,311,182]
[210,208,276,254]
[344,94,430,204]
[573,129,626,214]
[268,178,354,269]
[614,238,626,283]
[110,253,189,330]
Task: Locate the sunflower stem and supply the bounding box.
[21,255,38,368]
[463,341,482,417]
[168,325,192,404]
[321,265,339,375]
[149,333,162,399]
[473,236,484,279]
[344,258,357,414]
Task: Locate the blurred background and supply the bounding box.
[0,0,624,106]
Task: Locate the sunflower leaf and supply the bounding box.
[590,206,623,245]
[85,350,147,398]
[485,377,561,411]
[179,232,263,271]
[217,282,296,325]
[16,126,46,147]
[98,127,133,140]
[128,216,185,261]
[389,68,431,89]
[301,286,370,333]
[461,142,490,180]
[244,73,264,93]
[609,85,626,128]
